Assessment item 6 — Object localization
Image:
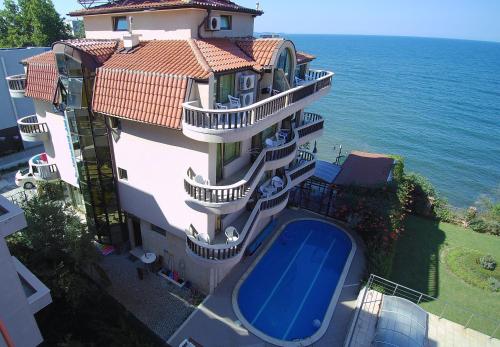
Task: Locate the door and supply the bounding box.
[132,218,142,247]
[216,144,223,182]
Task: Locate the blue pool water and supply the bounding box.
[236,220,353,343]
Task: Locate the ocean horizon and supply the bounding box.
[285,34,500,208]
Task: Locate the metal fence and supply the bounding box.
[346,274,500,346]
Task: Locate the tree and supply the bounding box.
[0,0,71,48]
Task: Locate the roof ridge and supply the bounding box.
[98,66,190,79]
[188,38,213,75]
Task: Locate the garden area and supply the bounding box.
[6,182,167,346]
[390,215,500,338]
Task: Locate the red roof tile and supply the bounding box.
[93,70,188,128]
[236,38,283,67]
[92,40,210,128]
[334,151,395,186]
[56,39,119,65]
[70,0,263,17]
[194,39,257,73]
[296,51,316,64]
[24,52,59,103]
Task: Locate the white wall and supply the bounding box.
[83,9,254,40]
[112,119,211,238]
[34,101,79,187]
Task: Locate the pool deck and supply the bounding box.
[168,208,366,347]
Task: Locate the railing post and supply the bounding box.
[439,303,448,319]
[417,293,423,304]
[392,284,399,296]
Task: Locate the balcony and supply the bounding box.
[29,153,59,181]
[6,74,27,98]
[296,112,324,145]
[182,70,333,143]
[185,150,316,263]
[17,115,50,142]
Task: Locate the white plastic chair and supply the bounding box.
[194,174,206,185]
[272,176,284,190]
[225,226,239,244]
[228,95,241,108]
[265,138,275,148]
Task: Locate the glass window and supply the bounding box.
[151,224,167,236]
[217,74,235,104]
[118,168,128,180]
[220,15,232,30]
[113,16,128,31]
[277,48,293,81]
[223,142,240,165]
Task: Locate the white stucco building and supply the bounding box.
[0,196,52,347]
[5,0,334,293]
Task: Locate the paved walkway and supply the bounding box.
[348,289,500,347]
[168,209,366,347]
[99,253,199,342]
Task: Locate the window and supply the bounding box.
[220,15,232,30]
[223,142,241,165]
[110,117,121,130]
[113,16,128,31]
[216,74,235,103]
[277,48,293,80]
[118,168,128,180]
[151,224,167,236]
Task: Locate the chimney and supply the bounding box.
[123,34,140,50]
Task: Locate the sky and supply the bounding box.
[3,0,500,42]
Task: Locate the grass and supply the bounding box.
[444,247,499,292]
[389,215,500,338]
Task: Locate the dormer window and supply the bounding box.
[113,16,128,31]
[220,15,232,30]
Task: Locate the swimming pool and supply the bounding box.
[233,219,355,346]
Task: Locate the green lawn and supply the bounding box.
[389,215,500,338]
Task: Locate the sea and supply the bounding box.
[287,34,500,208]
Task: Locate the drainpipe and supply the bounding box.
[197,9,211,39]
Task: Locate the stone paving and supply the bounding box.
[348,289,500,347]
[99,253,199,342]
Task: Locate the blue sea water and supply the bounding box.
[288,35,500,207]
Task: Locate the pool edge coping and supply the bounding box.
[232,217,358,347]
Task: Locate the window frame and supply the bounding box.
[216,73,236,104]
[151,224,167,236]
[220,15,232,30]
[118,167,128,180]
[113,16,128,32]
[223,142,241,165]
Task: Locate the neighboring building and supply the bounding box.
[5,0,334,293]
[0,47,49,157]
[0,196,52,347]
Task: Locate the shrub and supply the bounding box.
[488,277,500,292]
[37,180,65,201]
[479,255,497,271]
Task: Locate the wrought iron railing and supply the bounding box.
[17,115,48,135]
[6,74,27,92]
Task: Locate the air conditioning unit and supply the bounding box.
[240,92,255,107]
[207,16,221,31]
[239,74,256,91]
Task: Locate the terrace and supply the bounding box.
[5,74,27,98]
[17,115,50,142]
[182,70,333,143]
[28,153,59,181]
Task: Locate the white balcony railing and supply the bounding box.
[185,150,316,262]
[182,70,333,142]
[6,74,27,98]
[29,153,58,181]
[17,115,49,142]
[184,114,323,214]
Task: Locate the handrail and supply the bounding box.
[183,70,333,130]
[6,74,27,91]
[185,131,298,204]
[185,113,323,205]
[0,319,14,347]
[186,150,317,261]
[17,115,48,134]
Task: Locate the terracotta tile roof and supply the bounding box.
[92,40,211,128]
[334,151,395,186]
[296,51,316,64]
[56,39,119,65]
[93,70,188,128]
[69,0,263,17]
[194,39,257,73]
[100,40,210,79]
[236,38,284,67]
[24,52,59,103]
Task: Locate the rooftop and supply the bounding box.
[69,0,264,17]
[334,151,395,186]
